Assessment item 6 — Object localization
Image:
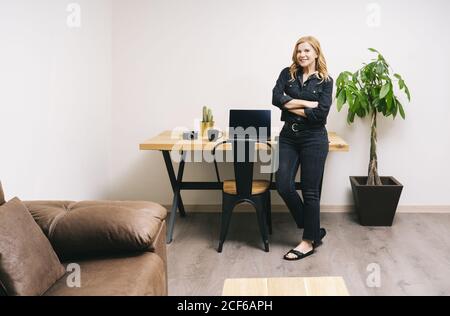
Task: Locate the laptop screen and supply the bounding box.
[228,110,271,140]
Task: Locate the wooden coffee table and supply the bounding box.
[222,276,349,296]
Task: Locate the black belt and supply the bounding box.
[284,121,307,132]
[284,121,324,133]
[291,122,302,132]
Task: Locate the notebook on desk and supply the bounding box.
[228,109,271,141]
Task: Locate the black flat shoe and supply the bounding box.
[283,248,315,261]
[313,228,327,249]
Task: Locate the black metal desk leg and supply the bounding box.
[162,150,186,244]
[162,150,186,217]
[166,191,179,244]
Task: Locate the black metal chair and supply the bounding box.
[212,136,273,253]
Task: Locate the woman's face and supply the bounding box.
[296,42,318,69]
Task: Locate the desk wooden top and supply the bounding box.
[140,130,349,152]
[222,276,350,296]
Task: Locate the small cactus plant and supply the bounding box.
[202,106,214,122]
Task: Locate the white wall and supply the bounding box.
[0,0,112,200]
[1,0,450,207]
[111,0,450,206]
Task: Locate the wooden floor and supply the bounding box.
[167,211,450,296]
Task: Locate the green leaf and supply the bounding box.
[398,100,406,119]
[346,90,354,110]
[354,99,364,117]
[376,63,385,75]
[337,89,346,111]
[392,98,398,118]
[394,73,402,80]
[368,48,379,54]
[340,71,351,79]
[386,90,393,112]
[377,98,387,113]
[347,83,359,94]
[360,70,367,82]
[358,94,369,112]
[357,108,365,118]
[336,72,345,86]
[364,64,376,82]
[404,85,411,101]
[336,71,348,86]
[347,111,356,124]
[379,83,391,99]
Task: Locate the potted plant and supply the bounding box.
[200,106,214,138]
[336,48,410,226]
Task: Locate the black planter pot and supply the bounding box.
[350,176,403,226]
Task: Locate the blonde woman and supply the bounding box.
[272,36,333,261]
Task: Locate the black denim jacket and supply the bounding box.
[272,67,334,129]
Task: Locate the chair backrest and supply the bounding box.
[212,136,273,198]
[232,137,255,197]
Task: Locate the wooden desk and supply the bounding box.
[140,130,349,243]
[222,276,350,296]
[140,130,349,151]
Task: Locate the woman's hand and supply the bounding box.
[305,101,319,108]
[284,99,318,110]
[288,109,307,118]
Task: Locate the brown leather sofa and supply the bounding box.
[0,182,168,296]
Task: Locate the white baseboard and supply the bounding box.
[162,204,450,213]
[396,205,450,213]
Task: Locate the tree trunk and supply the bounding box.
[367,111,382,186]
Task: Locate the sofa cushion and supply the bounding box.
[0,181,5,206]
[0,198,66,296]
[24,200,167,260]
[43,252,167,296]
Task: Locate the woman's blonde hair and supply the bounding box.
[289,36,330,83]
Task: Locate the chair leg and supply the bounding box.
[266,192,272,235]
[218,194,235,253]
[253,197,269,252]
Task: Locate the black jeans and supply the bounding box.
[276,123,329,242]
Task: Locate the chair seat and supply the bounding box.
[223,180,270,195]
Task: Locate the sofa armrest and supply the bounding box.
[24,200,167,261]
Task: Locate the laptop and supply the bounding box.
[228,109,271,141]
